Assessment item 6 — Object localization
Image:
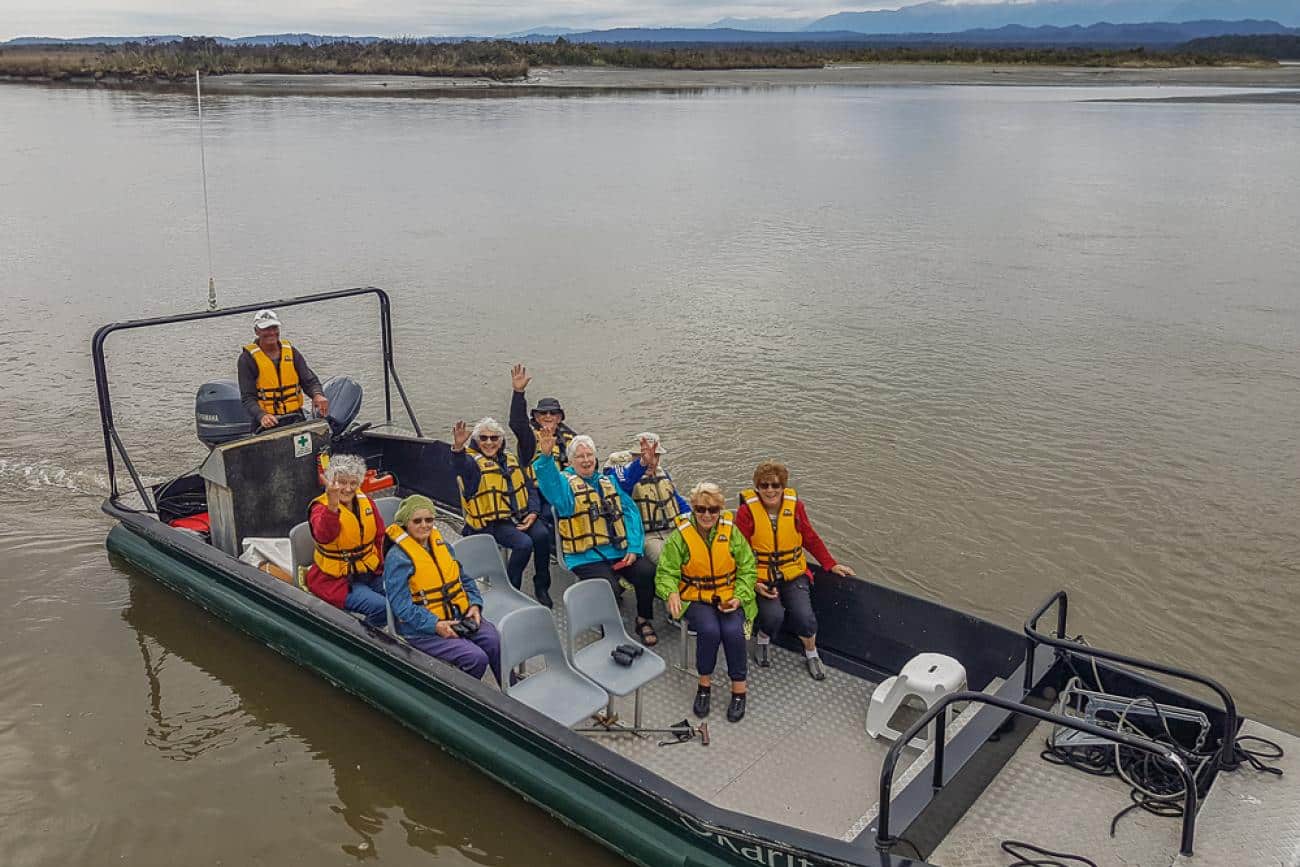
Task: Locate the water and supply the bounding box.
[1,80,1297,866]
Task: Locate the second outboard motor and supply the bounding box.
[196,379,250,447]
[320,375,363,437]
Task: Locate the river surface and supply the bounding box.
[1,80,1297,866]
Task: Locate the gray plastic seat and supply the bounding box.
[498,606,608,728]
[452,533,540,620]
[373,495,401,526]
[564,580,666,727]
[289,521,314,589]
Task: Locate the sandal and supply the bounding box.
[635,619,659,647]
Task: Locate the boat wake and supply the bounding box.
[0,457,111,496]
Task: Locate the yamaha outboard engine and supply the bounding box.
[320,375,363,437]
[195,379,250,447]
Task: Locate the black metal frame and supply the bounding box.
[91,286,422,512]
[875,690,1201,857]
[1023,590,1239,770]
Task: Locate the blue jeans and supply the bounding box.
[686,603,748,683]
[344,574,388,629]
[466,520,552,593]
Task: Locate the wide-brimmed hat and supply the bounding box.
[636,432,667,456]
[531,397,565,420]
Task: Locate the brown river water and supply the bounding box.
[1,80,1297,866]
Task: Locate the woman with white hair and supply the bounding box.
[533,428,660,646]
[450,417,553,608]
[304,453,388,627]
[655,482,757,723]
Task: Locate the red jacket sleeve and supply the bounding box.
[733,502,755,540]
[795,500,837,571]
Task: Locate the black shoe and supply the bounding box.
[806,656,826,681]
[534,588,553,609]
[692,686,711,719]
[727,692,747,723]
[755,642,771,668]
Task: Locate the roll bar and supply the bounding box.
[874,689,1200,857]
[1024,591,1239,771]
[91,286,422,510]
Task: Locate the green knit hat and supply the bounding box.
[394,494,437,527]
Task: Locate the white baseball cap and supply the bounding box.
[252,309,282,331]
[637,432,667,455]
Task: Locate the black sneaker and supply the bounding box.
[755,642,771,668]
[692,686,711,719]
[534,588,553,609]
[727,692,747,723]
[806,656,827,681]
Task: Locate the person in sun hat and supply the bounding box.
[605,432,691,565]
[236,308,329,431]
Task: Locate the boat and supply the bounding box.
[98,287,1298,867]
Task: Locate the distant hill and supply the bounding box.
[708,16,817,32]
[807,0,1300,33]
[1181,32,1300,56]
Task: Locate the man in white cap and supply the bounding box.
[605,432,690,564]
[237,309,328,430]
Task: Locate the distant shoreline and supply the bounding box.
[5,64,1300,96]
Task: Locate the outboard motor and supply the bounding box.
[196,379,251,447]
[320,375,363,437]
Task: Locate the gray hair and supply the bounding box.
[323,453,367,483]
[567,434,597,463]
[471,416,506,445]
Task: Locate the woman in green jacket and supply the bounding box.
[655,482,757,723]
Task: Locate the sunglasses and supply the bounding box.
[757,482,783,490]
[478,435,502,442]
[408,517,436,525]
[694,506,721,515]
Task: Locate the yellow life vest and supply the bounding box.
[311,491,381,577]
[557,473,627,556]
[674,512,737,604]
[633,468,682,532]
[740,487,808,582]
[244,340,302,415]
[385,525,472,621]
[459,449,528,530]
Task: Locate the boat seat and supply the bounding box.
[452,534,541,620]
[373,496,401,526]
[563,580,666,727]
[866,652,967,750]
[289,521,314,590]
[498,606,608,728]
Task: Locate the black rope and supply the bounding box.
[1000,840,1099,867]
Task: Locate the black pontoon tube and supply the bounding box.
[91,286,422,509]
[1023,590,1239,771]
[874,690,1200,858]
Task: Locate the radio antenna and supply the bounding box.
[195,69,217,310]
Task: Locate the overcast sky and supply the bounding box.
[1,1,946,40]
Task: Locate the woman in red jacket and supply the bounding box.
[305,453,388,628]
[735,460,855,681]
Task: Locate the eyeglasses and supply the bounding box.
[478,435,502,442]
[408,517,436,525]
[757,482,783,490]
[535,410,560,416]
[694,506,721,515]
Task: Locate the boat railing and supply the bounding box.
[873,689,1200,857]
[91,286,421,512]
[1023,590,1239,770]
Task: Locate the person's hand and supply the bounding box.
[325,477,345,511]
[511,363,531,393]
[639,436,658,470]
[312,393,330,416]
[830,563,856,577]
[516,513,537,531]
[719,597,740,613]
[260,413,278,429]
[667,592,682,619]
[436,620,458,639]
[451,420,470,452]
[536,427,557,458]
[466,606,482,625]
[757,581,779,599]
[614,553,637,570]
